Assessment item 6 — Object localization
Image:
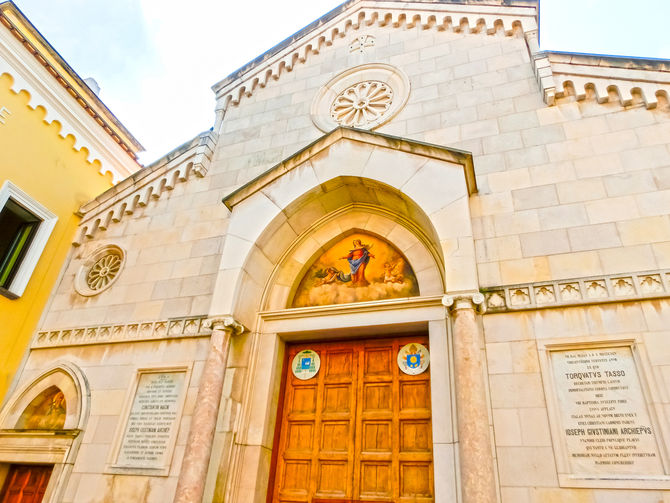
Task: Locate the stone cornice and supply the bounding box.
[526,33,670,109]
[0,2,143,176]
[212,0,538,109]
[482,269,670,313]
[549,52,670,109]
[260,294,444,321]
[72,130,216,246]
[32,316,211,349]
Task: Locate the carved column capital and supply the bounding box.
[442,292,486,314]
[204,316,245,335]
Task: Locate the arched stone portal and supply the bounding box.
[189,128,495,503]
[212,127,479,329]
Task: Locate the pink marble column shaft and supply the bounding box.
[173,317,244,503]
[445,295,497,503]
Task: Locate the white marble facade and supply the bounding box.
[4,0,670,502]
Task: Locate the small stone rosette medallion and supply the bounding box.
[330,81,393,128]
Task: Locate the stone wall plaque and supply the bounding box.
[116,371,186,470]
[550,346,664,477]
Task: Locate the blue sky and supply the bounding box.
[12,0,670,163]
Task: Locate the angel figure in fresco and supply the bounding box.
[383,258,405,284]
[340,239,375,286]
[314,266,351,285]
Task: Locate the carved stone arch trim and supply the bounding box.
[0,361,90,431]
[212,128,478,329]
[257,203,445,312]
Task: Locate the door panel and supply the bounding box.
[0,465,52,503]
[272,336,433,502]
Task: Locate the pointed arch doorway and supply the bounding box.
[0,364,89,503]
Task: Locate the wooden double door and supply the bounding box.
[0,465,52,503]
[271,336,434,502]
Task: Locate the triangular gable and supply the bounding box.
[212,0,539,108]
[212,0,670,112]
[222,126,476,210]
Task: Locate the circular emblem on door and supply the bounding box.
[398,343,430,375]
[292,350,321,380]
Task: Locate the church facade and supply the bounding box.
[2,0,670,502]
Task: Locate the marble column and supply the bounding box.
[442,293,497,503]
[173,317,245,503]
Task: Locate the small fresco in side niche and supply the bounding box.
[15,385,66,430]
[292,233,419,308]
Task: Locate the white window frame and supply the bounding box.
[0,180,57,298]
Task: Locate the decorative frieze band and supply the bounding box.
[483,269,670,313]
[33,316,211,349]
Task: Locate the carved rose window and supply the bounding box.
[329,81,393,128]
[311,63,410,132]
[86,252,122,291]
[75,245,125,296]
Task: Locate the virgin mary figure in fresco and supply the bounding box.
[341,239,374,286]
[20,389,66,430]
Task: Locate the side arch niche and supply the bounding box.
[0,363,90,503]
[0,362,88,431]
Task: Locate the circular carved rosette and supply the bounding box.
[311,63,410,132]
[86,253,122,291]
[74,245,125,296]
[330,81,393,128]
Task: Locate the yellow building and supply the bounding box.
[0,1,142,400]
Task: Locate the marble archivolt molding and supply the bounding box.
[213,1,537,108]
[483,269,670,312]
[33,316,211,349]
